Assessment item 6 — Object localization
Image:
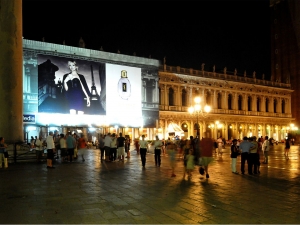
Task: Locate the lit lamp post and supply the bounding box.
[188,97,211,136]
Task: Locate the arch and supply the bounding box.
[228,94,233,110]
[206,90,212,105]
[181,88,187,106]
[281,99,285,113]
[238,95,242,110]
[217,92,222,109]
[168,87,174,106]
[247,96,252,111]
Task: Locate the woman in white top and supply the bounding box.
[139,135,148,168]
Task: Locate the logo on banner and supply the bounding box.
[23,114,36,123]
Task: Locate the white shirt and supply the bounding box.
[35,139,44,151]
[46,135,55,149]
[139,140,148,149]
[262,140,270,151]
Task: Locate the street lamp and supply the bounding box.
[188,97,211,136]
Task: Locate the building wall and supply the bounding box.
[158,64,293,141]
[270,0,300,125]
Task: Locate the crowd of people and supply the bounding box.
[1,132,294,177]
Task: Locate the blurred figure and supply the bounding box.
[199,136,214,178]
[183,149,195,179]
[230,139,239,174]
[166,140,176,177]
[78,134,87,162]
[284,138,291,159]
[117,133,126,162]
[262,136,270,164]
[35,136,44,163]
[59,133,67,162]
[0,137,8,168]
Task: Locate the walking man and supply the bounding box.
[117,133,126,162]
[139,135,148,168]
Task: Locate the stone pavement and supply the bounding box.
[0,143,300,224]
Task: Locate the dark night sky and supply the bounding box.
[22,0,271,79]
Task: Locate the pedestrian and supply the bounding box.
[98,134,105,161]
[152,135,162,167]
[248,137,259,174]
[216,136,223,156]
[59,133,67,162]
[230,139,240,174]
[166,140,176,177]
[46,131,55,168]
[110,133,117,161]
[183,149,195,179]
[78,134,87,162]
[262,136,270,164]
[239,137,255,174]
[139,134,148,168]
[0,137,8,168]
[66,131,76,163]
[104,133,112,162]
[199,136,214,178]
[117,133,126,162]
[35,135,44,163]
[284,138,291,159]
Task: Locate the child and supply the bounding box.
[184,149,195,178]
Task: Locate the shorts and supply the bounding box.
[47,149,54,160]
[60,148,68,157]
[67,148,74,156]
[35,150,43,158]
[117,147,125,156]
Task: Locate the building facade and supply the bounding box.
[158,63,293,141]
[270,0,300,125]
[22,39,294,143]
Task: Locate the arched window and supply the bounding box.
[206,91,212,105]
[182,89,187,106]
[238,95,242,110]
[169,87,174,106]
[281,100,285,113]
[257,97,260,112]
[228,94,233,110]
[217,93,222,109]
[266,98,269,112]
[274,99,277,113]
[248,96,252,111]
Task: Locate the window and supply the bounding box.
[238,95,242,110]
[266,98,269,112]
[257,97,260,112]
[217,93,222,109]
[169,87,174,106]
[248,96,252,111]
[281,100,285,113]
[182,89,187,106]
[274,99,277,113]
[228,94,232,110]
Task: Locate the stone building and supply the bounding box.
[158,63,293,141]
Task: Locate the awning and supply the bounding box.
[168,122,184,133]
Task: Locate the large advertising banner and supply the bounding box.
[105,64,142,127]
[38,54,106,115]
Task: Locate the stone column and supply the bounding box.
[0,0,23,143]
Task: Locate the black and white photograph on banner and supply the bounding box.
[37,54,106,115]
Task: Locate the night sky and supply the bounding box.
[22,0,271,79]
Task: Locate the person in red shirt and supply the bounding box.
[199,136,214,178]
[78,134,87,162]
